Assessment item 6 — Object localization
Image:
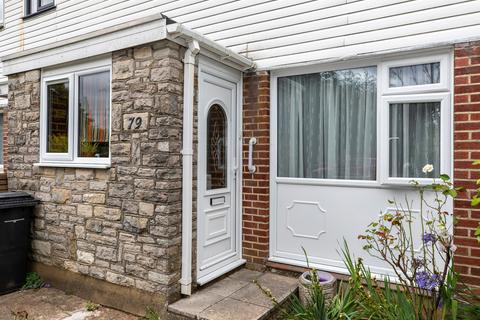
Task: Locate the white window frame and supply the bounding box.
[380,53,451,95]
[41,74,74,162]
[380,93,451,186]
[39,58,111,168]
[25,0,54,16]
[270,50,452,187]
[0,0,4,27]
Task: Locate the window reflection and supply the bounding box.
[207,104,227,190]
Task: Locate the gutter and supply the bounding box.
[167,23,255,71]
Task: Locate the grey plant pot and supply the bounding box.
[298,271,336,306]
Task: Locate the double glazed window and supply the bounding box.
[276,53,450,184]
[25,0,54,16]
[41,63,111,166]
[278,67,377,180]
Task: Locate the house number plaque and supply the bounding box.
[123,113,148,131]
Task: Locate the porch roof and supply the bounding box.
[0,14,255,76]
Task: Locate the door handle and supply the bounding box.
[248,137,257,174]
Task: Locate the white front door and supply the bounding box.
[197,58,243,285]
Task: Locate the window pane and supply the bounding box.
[207,104,227,190]
[389,62,440,87]
[277,67,377,180]
[47,81,69,153]
[389,102,440,178]
[39,0,53,7]
[78,71,110,158]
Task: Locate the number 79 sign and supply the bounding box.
[123,113,148,131]
[128,117,143,130]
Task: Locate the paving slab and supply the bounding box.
[231,272,298,308]
[168,269,298,320]
[201,277,249,297]
[228,269,262,283]
[198,298,269,320]
[0,287,136,320]
[167,292,224,318]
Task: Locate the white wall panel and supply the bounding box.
[0,0,479,69]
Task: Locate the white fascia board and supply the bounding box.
[167,23,255,71]
[1,14,167,76]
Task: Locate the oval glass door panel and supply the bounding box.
[206,104,227,190]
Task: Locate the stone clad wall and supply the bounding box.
[7,39,185,299]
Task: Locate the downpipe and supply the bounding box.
[180,40,200,296]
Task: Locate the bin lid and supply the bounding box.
[0,192,39,210]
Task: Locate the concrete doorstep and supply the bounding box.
[168,269,298,320]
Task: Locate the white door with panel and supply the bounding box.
[197,58,243,284]
[270,52,453,277]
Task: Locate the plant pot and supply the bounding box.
[298,271,336,306]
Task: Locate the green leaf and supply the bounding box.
[473,160,480,165]
[440,174,450,181]
[471,197,480,207]
[475,224,480,243]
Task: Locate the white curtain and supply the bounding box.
[389,102,440,178]
[277,67,377,180]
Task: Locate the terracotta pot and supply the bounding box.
[298,271,336,306]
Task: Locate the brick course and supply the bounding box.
[242,71,270,267]
[454,41,480,288]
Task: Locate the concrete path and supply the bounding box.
[0,287,137,320]
[168,269,298,320]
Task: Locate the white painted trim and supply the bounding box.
[196,259,246,286]
[34,162,110,169]
[40,74,74,162]
[196,56,243,286]
[2,16,167,76]
[39,58,112,167]
[167,23,255,71]
[380,53,451,95]
[380,92,452,185]
[180,40,200,296]
[268,256,399,281]
[0,0,4,28]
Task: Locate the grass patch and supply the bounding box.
[141,306,161,320]
[85,301,100,312]
[22,272,44,290]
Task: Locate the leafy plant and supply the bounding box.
[470,160,480,243]
[48,134,68,153]
[256,258,359,320]
[79,140,99,157]
[357,166,462,320]
[85,301,100,312]
[342,241,417,320]
[22,272,44,290]
[141,307,161,320]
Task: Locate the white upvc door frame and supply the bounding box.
[269,48,454,273]
[196,56,244,285]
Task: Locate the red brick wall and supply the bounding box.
[453,41,480,287]
[242,71,270,267]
